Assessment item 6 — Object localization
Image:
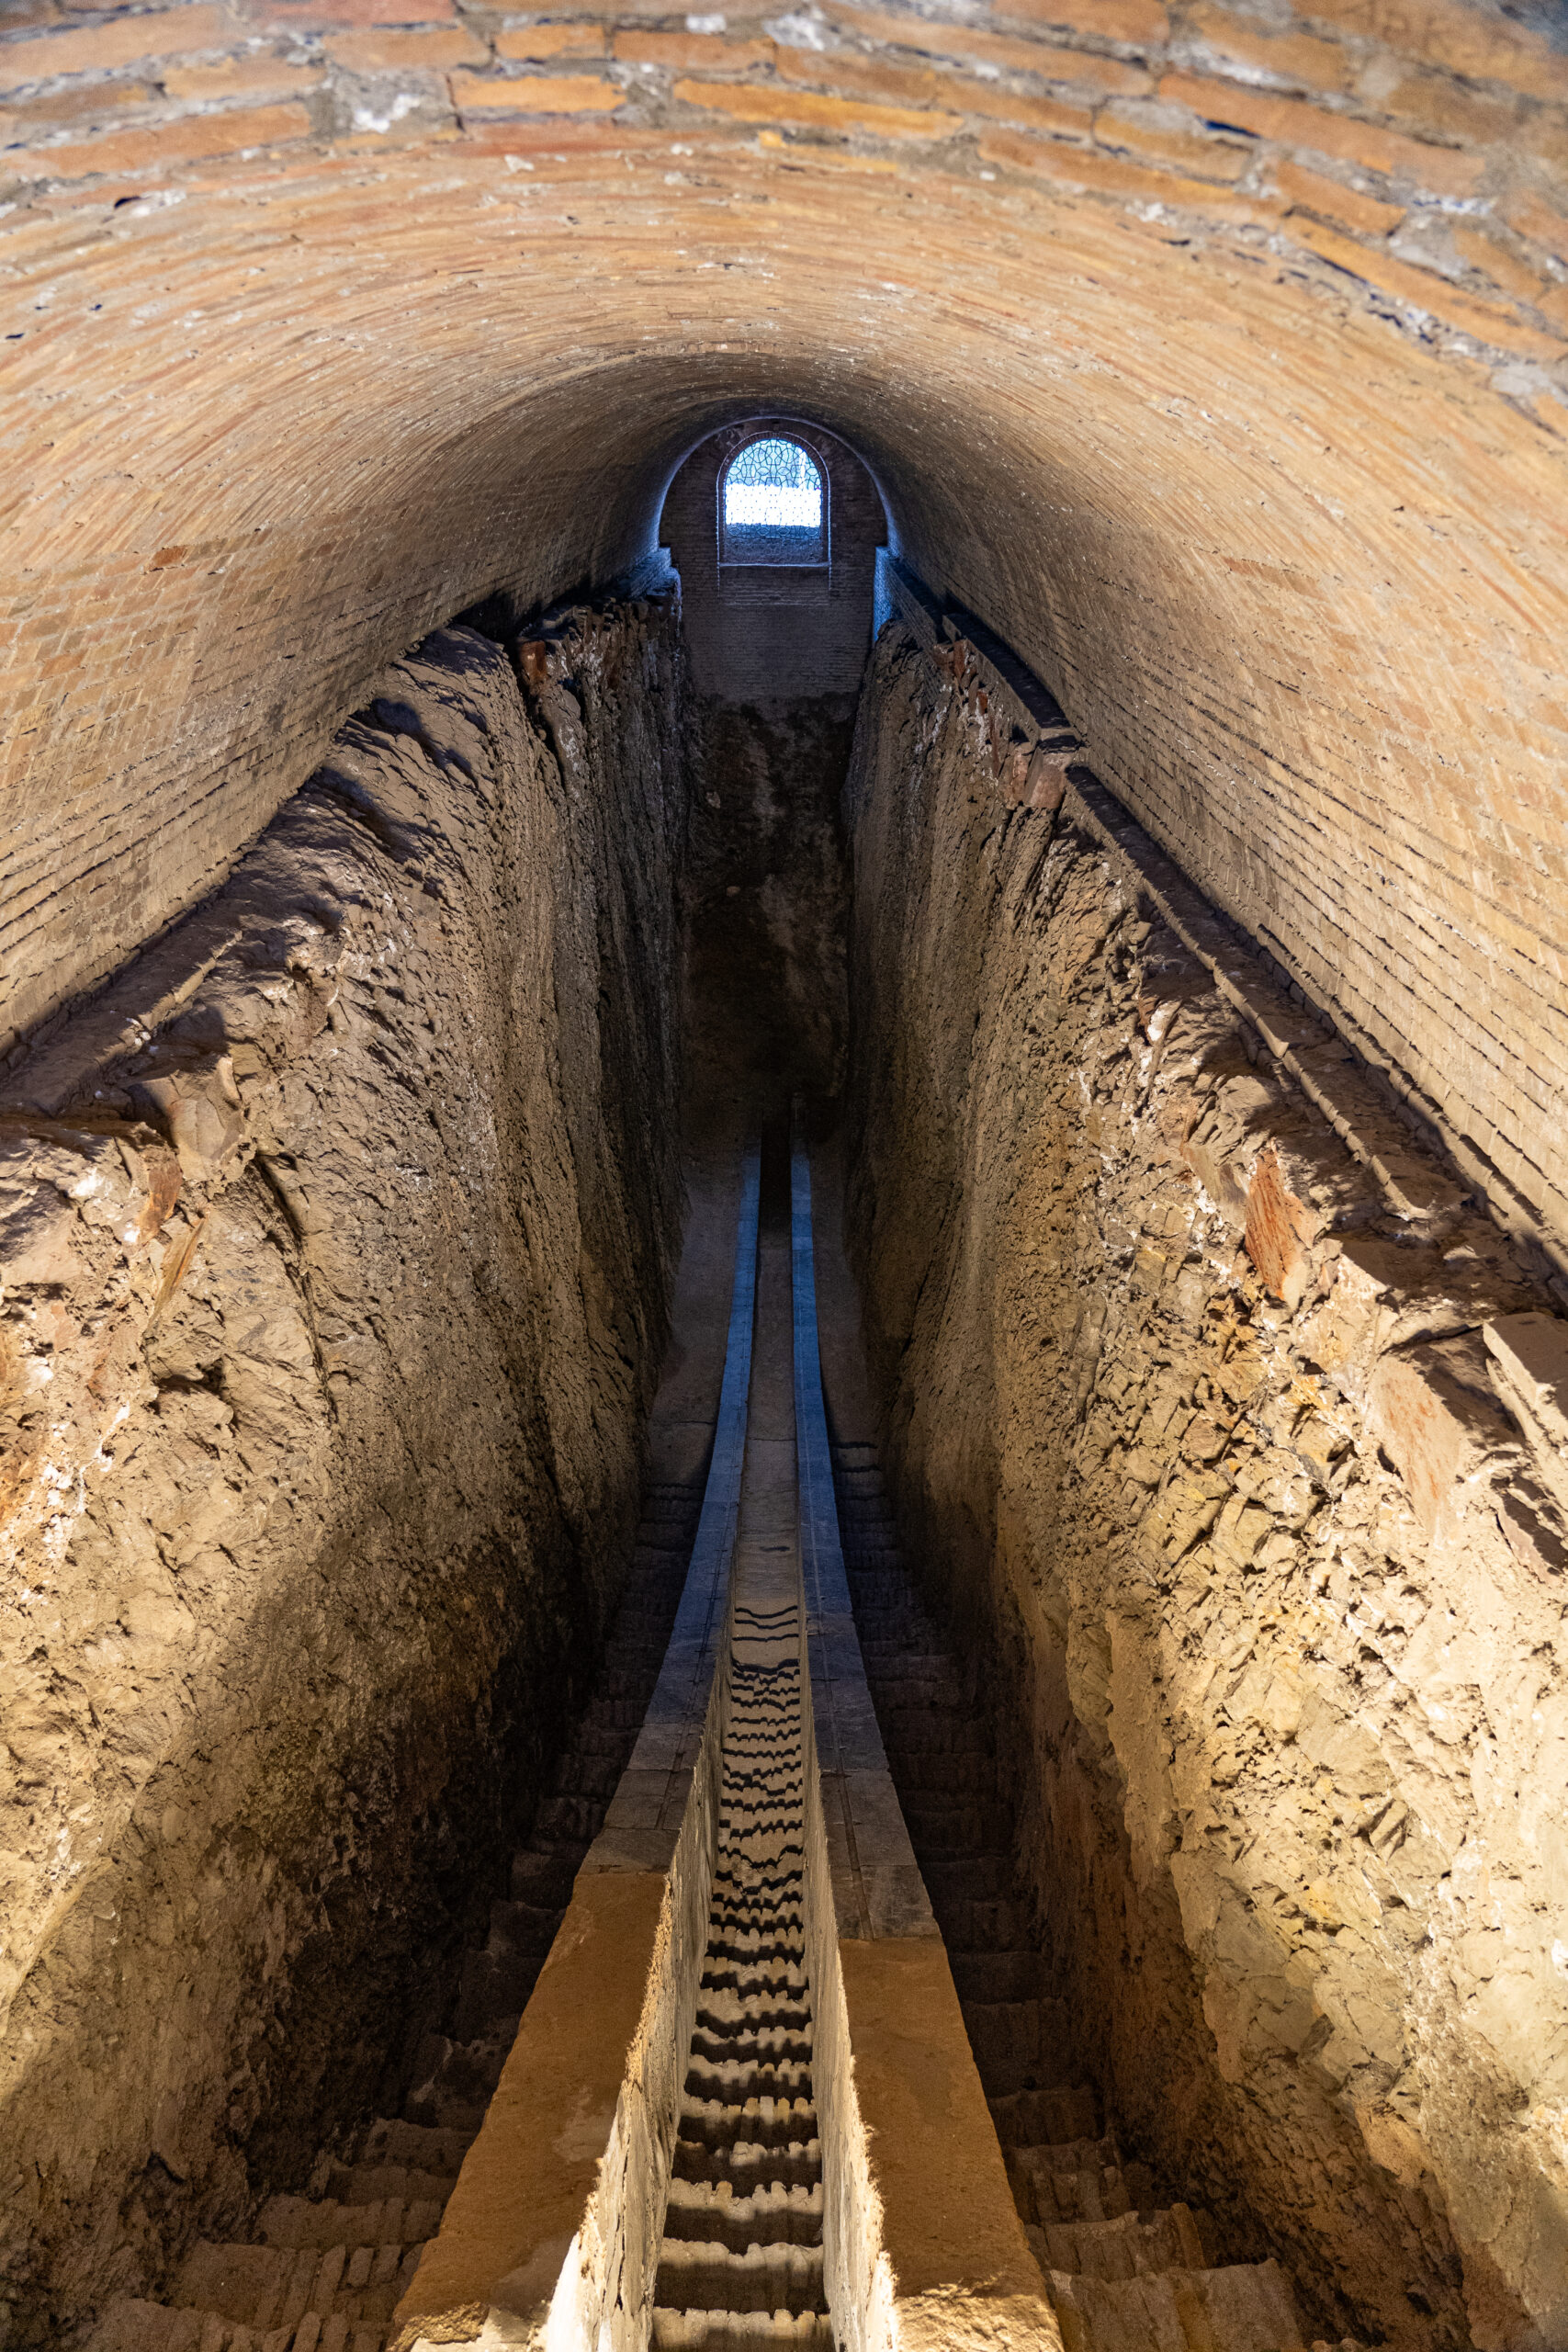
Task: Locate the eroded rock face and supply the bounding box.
[0,604,688,2339]
[843,621,1568,2352]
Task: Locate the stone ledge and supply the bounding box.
[874,548,1568,1291]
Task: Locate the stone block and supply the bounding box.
[0,1186,85,1292]
[1368,1330,1514,1543]
[497,23,608,61]
[0,5,243,91]
[1484,1312,1568,1516]
[448,69,624,114]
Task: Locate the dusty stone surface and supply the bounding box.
[843,619,1568,2352]
[0,599,689,2343]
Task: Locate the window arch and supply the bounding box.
[719,435,828,568]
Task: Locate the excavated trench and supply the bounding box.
[9,425,1566,2352]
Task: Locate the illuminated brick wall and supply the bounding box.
[2,0,1566,1263]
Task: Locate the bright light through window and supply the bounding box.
[724,437,822,530]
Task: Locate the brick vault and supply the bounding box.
[1,2,1566,2349]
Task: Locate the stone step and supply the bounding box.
[642,1485,706,1515]
[404,2031,512,2132]
[990,2084,1101,2147]
[1006,2139,1156,2227]
[1044,2256,1306,2352]
[920,1854,1013,1904]
[557,1725,637,1767]
[691,2019,815,2066]
[584,1694,656,1731]
[1039,2202,1213,2280]
[596,1663,671,1701]
[876,1709,989,1755]
[962,1997,1060,2094]
[709,1918,808,1956]
[355,2119,471,2179]
[934,1894,1028,1947]
[628,1526,698,1555]
[662,2179,825,2251]
[321,2159,456,2211]
[487,1894,566,1954]
[679,2094,818,2151]
[86,2296,388,2351]
[604,1603,682,1638]
[595,1634,672,1670]
[696,1988,815,2032]
[701,1961,810,1999]
[702,1952,809,1994]
[652,2241,828,2319]
[554,1752,637,1800]
[256,2196,445,2252]
[173,2241,422,2332]
[716,1799,808,1828]
[684,2055,815,2104]
[855,1658,968,1696]
[705,1934,808,1969]
[650,2310,833,2349]
[673,2136,824,2193]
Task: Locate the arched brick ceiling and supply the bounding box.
[3,0,1566,1259]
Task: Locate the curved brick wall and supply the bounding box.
[1,0,1566,1264]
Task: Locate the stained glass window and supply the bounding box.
[720,436,827,566]
[723,437,823,529]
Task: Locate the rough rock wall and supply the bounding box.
[680,695,855,1128]
[10,6,1565,1295]
[0,596,688,2340]
[843,620,1568,2352]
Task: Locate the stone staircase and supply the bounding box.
[86,1478,706,2352]
[651,1599,835,2349]
[830,1437,1350,2352]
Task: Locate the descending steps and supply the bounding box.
[87,1479,706,2352]
[651,1600,835,2352]
[830,1437,1332,2352]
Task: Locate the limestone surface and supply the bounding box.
[844,617,1568,2352]
[0,601,690,2342]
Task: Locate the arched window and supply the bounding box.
[719,435,827,568]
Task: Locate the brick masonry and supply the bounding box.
[661,418,883,703]
[1,0,1566,1270]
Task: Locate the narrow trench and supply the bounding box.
[73,427,1359,2352]
[649,1144,832,2346]
[88,1123,1324,2352]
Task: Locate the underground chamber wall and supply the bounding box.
[5,430,1567,2352]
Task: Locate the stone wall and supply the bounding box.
[662,420,885,707]
[4,0,1565,1283]
[843,616,1568,2352]
[0,594,689,2340]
